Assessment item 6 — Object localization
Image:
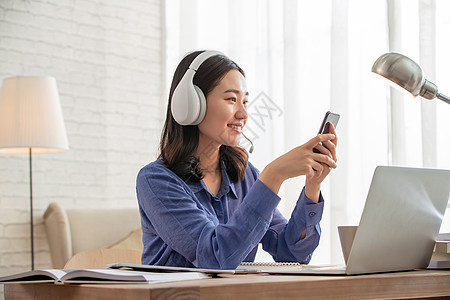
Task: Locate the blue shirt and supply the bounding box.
[136,159,324,269]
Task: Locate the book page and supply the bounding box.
[435,241,450,254]
[61,268,208,283]
[0,269,67,283]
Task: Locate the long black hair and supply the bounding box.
[159,50,248,182]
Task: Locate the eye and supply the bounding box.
[226,97,237,102]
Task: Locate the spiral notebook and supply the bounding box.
[236,262,345,274]
[236,262,304,273]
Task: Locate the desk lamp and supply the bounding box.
[372,52,450,105]
[0,76,69,270]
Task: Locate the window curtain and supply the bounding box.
[163,0,450,264]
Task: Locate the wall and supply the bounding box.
[0,0,163,290]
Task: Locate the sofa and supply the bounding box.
[43,202,143,268]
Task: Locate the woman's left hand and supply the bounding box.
[305,123,338,202]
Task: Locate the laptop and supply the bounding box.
[300,166,450,275]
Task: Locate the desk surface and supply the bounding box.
[4,269,450,300]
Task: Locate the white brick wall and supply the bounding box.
[0,0,163,293]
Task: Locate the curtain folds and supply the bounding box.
[164,0,450,264]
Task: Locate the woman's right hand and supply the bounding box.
[258,133,337,194]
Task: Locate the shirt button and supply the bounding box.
[309,212,316,217]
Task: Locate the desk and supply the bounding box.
[4,270,450,299]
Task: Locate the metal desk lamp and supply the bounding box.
[372,52,450,105]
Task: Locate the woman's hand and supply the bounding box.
[259,125,338,197]
[305,124,338,201]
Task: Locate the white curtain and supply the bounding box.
[163,0,450,264]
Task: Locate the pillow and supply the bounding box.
[106,228,144,252]
[43,202,73,268]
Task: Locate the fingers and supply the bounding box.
[314,143,332,158]
[323,124,337,161]
[308,133,336,149]
[328,123,335,133]
[321,139,337,162]
[280,131,338,182]
[311,161,323,178]
[308,125,338,162]
[328,123,338,147]
[313,152,337,169]
[310,161,332,181]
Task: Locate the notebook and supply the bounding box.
[296,166,450,275]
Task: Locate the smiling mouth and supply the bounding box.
[227,124,242,133]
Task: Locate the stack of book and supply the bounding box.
[429,233,450,269]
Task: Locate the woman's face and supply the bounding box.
[197,69,248,149]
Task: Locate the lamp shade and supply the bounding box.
[372,52,440,100]
[0,76,69,153]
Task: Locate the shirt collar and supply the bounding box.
[186,178,203,193]
[220,161,238,199]
[185,160,238,199]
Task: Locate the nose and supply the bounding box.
[235,101,248,121]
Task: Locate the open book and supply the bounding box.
[0,268,208,284]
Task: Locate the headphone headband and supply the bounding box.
[188,50,224,71]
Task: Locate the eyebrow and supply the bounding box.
[223,89,249,96]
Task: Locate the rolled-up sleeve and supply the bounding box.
[261,187,324,264]
[137,163,281,269]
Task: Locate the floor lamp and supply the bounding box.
[0,76,69,270]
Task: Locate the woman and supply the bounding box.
[136,50,338,269]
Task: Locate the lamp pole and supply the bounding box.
[437,93,450,105]
[29,147,34,270]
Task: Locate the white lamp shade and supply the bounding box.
[0,76,69,154]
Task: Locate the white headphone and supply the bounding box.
[171,50,224,126]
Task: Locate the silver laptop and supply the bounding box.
[302,166,450,275]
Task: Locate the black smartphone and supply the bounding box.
[317,111,340,134]
[313,111,340,153]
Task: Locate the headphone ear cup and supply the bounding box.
[171,50,224,125]
[171,69,203,125]
[192,85,206,125]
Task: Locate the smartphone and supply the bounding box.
[317,111,340,134]
[313,111,340,153]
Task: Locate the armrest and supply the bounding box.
[43,202,73,268]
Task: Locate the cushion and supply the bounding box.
[44,202,142,268]
[66,207,141,254]
[106,228,143,252]
[43,202,73,269]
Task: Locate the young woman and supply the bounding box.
[136,50,338,269]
